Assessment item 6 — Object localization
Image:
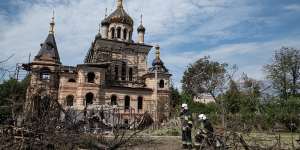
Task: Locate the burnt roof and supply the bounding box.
[34,33,61,64]
[105,5,133,26]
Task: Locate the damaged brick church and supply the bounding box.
[24,0,172,124]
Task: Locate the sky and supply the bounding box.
[0,0,300,89]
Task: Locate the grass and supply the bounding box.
[145,126,300,149]
[243,132,300,149]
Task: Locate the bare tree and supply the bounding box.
[0,90,153,149]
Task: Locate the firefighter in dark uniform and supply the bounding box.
[195,114,221,149]
[180,103,193,149]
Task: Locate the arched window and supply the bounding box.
[40,67,51,80]
[137,96,143,111]
[85,92,94,105]
[115,65,119,80]
[117,27,121,38]
[66,95,74,106]
[68,79,76,82]
[121,62,126,81]
[87,72,95,83]
[159,80,165,88]
[111,28,115,39]
[111,95,117,105]
[123,29,127,40]
[129,31,132,40]
[129,68,133,81]
[124,95,130,111]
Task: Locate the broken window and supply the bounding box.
[85,92,94,105]
[115,65,119,80]
[159,80,165,88]
[124,119,129,125]
[87,72,95,83]
[117,27,121,38]
[138,96,143,111]
[124,95,130,111]
[111,28,115,39]
[66,95,74,106]
[40,68,51,80]
[129,68,133,81]
[123,29,127,40]
[111,95,117,105]
[68,79,76,82]
[121,62,126,81]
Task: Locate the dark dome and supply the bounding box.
[149,57,169,73]
[137,24,145,32]
[101,18,109,26]
[106,7,133,26]
[95,33,102,39]
[152,58,164,66]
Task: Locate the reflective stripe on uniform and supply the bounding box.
[194,142,200,146]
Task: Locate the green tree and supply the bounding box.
[0,77,29,123]
[170,85,181,108]
[262,97,300,131]
[264,47,300,100]
[181,56,231,129]
[223,79,241,114]
[181,56,228,101]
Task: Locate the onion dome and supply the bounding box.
[152,57,164,66]
[101,18,109,26]
[95,33,102,39]
[149,45,168,73]
[95,24,102,39]
[137,24,145,32]
[137,14,145,32]
[106,0,133,26]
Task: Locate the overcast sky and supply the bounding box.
[1,0,300,89]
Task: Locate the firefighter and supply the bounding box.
[180,103,193,149]
[195,114,218,149]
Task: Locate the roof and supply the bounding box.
[104,4,133,26]
[34,33,61,64]
[62,65,77,71]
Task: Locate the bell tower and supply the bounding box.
[25,12,61,113]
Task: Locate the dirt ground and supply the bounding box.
[124,133,300,150]
[124,136,182,150]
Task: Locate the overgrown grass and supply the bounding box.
[150,127,181,136]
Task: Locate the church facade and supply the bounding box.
[25,0,171,123]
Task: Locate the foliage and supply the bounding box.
[180,50,300,132]
[262,96,300,131]
[0,77,29,123]
[170,85,181,108]
[181,56,228,101]
[264,47,300,99]
[223,80,241,114]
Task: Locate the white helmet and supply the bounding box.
[181,103,188,109]
[198,114,207,121]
